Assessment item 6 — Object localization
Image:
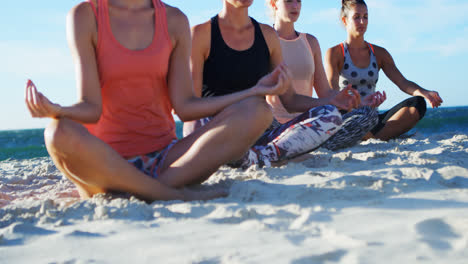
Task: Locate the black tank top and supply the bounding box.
[202,15,271,97]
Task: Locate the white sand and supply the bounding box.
[1,132,468,263]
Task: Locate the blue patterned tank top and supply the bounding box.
[338,42,379,98]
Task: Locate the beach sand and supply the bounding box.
[1,132,468,263]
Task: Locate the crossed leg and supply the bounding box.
[44,97,272,201]
[158,97,273,187]
[373,96,427,141]
[373,106,421,141]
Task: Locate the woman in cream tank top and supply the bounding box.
[267,33,316,123]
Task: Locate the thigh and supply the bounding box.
[323,106,378,150]
[158,97,273,187]
[162,117,223,172]
[258,105,339,145]
[381,96,427,123]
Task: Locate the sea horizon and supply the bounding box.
[2,105,468,161]
[3,105,468,132]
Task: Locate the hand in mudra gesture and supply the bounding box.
[25,80,62,118]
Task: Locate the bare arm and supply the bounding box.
[378,46,443,108]
[325,45,344,92]
[306,34,336,99]
[26,3,103,123]
[168,11,288,122]
[190,23,209,98]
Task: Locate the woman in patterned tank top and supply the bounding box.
[326,0,443,140]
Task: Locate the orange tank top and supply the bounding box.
[85,0,176,157]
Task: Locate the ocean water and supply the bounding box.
[1,106,467,161]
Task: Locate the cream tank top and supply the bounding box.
[267,33,315,124]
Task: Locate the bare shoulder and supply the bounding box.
[164,3,189,30]
[190,20,212,59]
[191,20,211,40]
[326,44,344,58]
[67,1,98,42]
[162,3,191,46]
[305,33,320,52]
[305,33,318,44]
[371,44,392,59]
[258,23,278,41]
[328,44,343,54]
[371,44,386,52]
[258,22,280,54]
[68,1,96,26]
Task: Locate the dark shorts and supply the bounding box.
[371,96,427,135]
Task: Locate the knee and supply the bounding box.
[413,96,427,120]
[217,97,273,137]
[402,96,427,120]
[44,118,84,154]
[234,97,273,127]
[327,105,341,118]
[245,97,273,128]
[312,105,343,126]
[310,105,340,117]
[249,96,272,117]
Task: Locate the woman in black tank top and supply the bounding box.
[202,15,271,97]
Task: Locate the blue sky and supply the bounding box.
[1,0,467,130]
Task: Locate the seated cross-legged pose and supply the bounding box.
[266,0,386,151]
[326,0,443,141]
[24,0,293,201]
[184,0,361,168]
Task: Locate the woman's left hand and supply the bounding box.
[422,90,443,108]
[361,91,387,108]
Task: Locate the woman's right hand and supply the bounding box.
[361,91,387,108]
[421,90,443,108]
[25,80,62,118]
[252,63,291,96]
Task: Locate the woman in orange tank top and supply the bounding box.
[24,0,292,202]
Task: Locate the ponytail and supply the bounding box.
[266,0,277,21]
